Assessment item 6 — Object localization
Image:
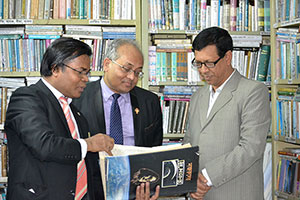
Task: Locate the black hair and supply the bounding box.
[40,37,92,76]
[192,26,233,58]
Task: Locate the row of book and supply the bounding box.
[276,87,300,139]
[148,46,201,85]
[0,25,136,39]
[162,98,190,134]
[149,0,270,32]
[156,86,200,134]
[274,27,300,80]
[0,37,135,73]
[148,44,271,85]
[232,45,271,82]
[0,0,136,20]
[276,147,300,197]
[275,0,300,24]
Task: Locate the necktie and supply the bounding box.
[110,93,123,144]
[59,97,87,200]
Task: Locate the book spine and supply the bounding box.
[171,52,177,82]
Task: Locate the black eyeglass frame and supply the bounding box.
[191,56,224,69]
[111,59,144,78]
[62,63,91,76]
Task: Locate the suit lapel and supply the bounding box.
[199,85,210,127]
[95,81,106,133]
[71,104,88,138]
[130,88,140,144]
[202,71,241,130]
[36,80,72,138]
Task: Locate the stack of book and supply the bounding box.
[24,25,63,39]
[0,26,24,39]
[275,28,300,80]
[102,27,136,40]
[276,147,300,197]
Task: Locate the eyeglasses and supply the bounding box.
[191,56,223,68]
[111,60,144,78]
[62,63,91,77]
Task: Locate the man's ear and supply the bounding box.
[51,65,61,77]
[225,50,232,65]
[103,58,111,72]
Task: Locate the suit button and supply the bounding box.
[70,190,75,196]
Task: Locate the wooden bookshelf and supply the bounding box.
[163,134,185,139]
[0,177,7,184]
[270,0,300,199]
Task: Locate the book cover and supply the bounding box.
[99,144,199,200]
[257,45,271,81]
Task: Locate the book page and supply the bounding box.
[99,143,191,157]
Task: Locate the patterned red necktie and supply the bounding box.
[59,97,87,200]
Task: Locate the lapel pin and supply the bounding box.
[135,108,140,115]
[77,112,81,116]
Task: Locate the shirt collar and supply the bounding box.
[42,78,72,104]
[100,78,130,103]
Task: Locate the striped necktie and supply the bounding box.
[59,97,87,200]
[110,93,123,144]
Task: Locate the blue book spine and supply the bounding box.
[286,0,290,21]
[88,0,91,19]
[23,35,60,39]
[7,40,13,72]
[15,39,20,72]
[190,0,196,30]
[161,0,166,29]
[79,0,84,19]
[23,39,28,72]
[102,35,135,40]
[293,101,297,138]
[29,39,35,72]
[236,7,240,31]
[280,42,285,79]
[172,0,179,30]
[276,100,280,136]
[156,52,161,83]
[0,0,3,19]
[245,0,248,31]
[218,0,221,26]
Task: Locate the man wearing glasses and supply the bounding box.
[184,27,271,200]
[73,39,163,200]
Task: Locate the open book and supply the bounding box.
[99,143,199,200]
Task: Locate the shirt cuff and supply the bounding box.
[77,138,87,159]
[202,168,213,186]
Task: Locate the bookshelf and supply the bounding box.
[0,0,142,188]
[270,0,300,199]
[141,1,271,142]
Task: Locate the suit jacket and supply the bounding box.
[4,80,97,200]
[73,79,163,199]
[184,71,271,200]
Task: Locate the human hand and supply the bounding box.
[136,182,160,200]
[190,173,211,200]
[84,133,114,155]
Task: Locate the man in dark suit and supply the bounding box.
[4,38,115,200]
[73,39,163,199]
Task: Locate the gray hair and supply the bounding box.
[104,39,144,61]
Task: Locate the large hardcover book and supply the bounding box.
[99,144,199,200]
[257,45,271,81]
